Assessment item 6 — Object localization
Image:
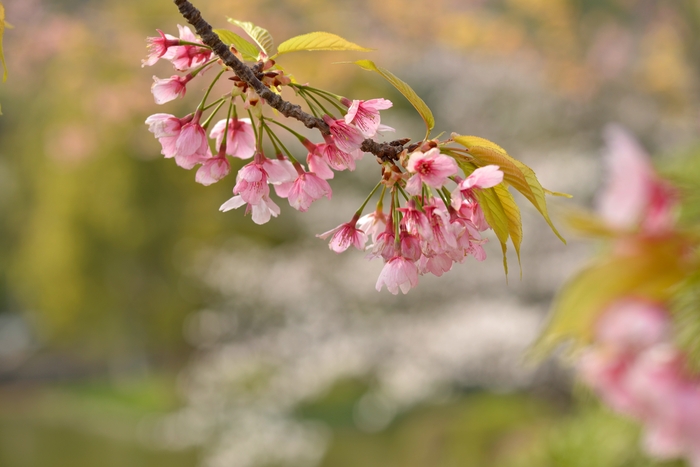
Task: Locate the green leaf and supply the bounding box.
[353,59,434,139]
[474,186,510,276]
[533,239,689,358]
[672,269,700,374]
[494,183,523,276]
[213,29,260,61]
[452,134,566,243]
[227,18,274,56]
[275,32,372,57]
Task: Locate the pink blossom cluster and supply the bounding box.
[143,25,214,105]
[319,147,504,295]
[142,26,507,294]
[579,299,700,465]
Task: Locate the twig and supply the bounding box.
[172,0,408,160]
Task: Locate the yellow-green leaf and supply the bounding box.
[494,183,523,276]
[533,238,689,358]
[227,18,274,57]
[453,134,566,243]
[353,59,434,139]
[213,29,260,61]
[275,32,372,57]
[474,187,510,276]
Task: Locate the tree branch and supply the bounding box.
[172,0,408,160]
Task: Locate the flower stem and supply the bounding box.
[354,181,383,218]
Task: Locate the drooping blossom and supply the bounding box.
[142,29,179,67]
[322,115,364,153]
[418,252,453,277]
[209,118,256,159]
[422,199,458,255]
[375,250,419,295]
[397,199,432,240]
[306,150,334,180]
[287,168,332,212]
[232,155,282,204]
[357,209,387,243]
[319,135,361,171]
[145,113,182,139]
[405,148,459,195]
[145,112,209,169]
[151,75,192,104]
[398,230,422,262]
[317,214,368,253]
[195,154,231,186]
[173,112,209,169]
[219,194,281,225]
[219,155,295,224]
[342,98,393,138]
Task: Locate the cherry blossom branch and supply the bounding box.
[172,0,408,161]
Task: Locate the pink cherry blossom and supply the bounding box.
[195,156,230,186]
[399,231,422,262]
[418,253,453,277]
[317,215,368,253]
[322,115,364,153]
[343,98,393,138]
[142,29,179,67]
[233,160,270,205]
[146,112,208,169]
[461,165,504,190]
[287,170,332,212]
[398,199,432,240]
[319,138,361,171]
[219,194,280,225]
[375,253,419,295]
[368,228,396,262]
[145,113,183,139]
[357,209,387,243]
[169,25,212,71]
[422,200,458,254]
[174,114,209,166]
[405,148,458,195]
[209,118,256,159]
[306,150,334,180]
[151,75,191,104]
[599,124,678,234]
[595,299,669,352]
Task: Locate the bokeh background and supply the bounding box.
[1,0,699,466]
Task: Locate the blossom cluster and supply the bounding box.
[551,125,700,465]
[142,25,508,294]
[580,299,700,465]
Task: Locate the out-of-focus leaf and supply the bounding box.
[544,188,573,198]
[564,208,618,238]
[453,134,566,243]
[213,29,260,61]
[353,59,434,139]
[494,183,523,276]
[275,32,372,57]
[227,18,274,56]
[672,269,700,374]
[474,186,510,276]
[534,238,690,357]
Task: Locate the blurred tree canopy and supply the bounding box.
[1,0,700,368]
